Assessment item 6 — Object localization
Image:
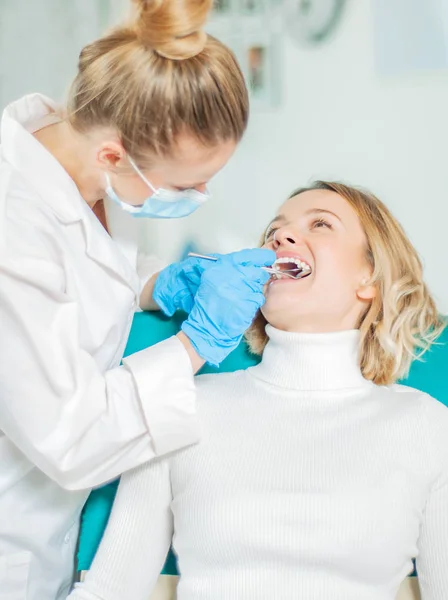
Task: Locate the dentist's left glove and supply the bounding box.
[153,255,220,316]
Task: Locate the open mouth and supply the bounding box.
[272,257,312,280]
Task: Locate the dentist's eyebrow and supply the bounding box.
[304,208,342,223]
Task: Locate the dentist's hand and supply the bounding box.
[181,249,276,366]
[153,255,221,316]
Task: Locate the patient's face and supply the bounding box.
[261,189,374,333]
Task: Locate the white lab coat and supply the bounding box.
[0,94,200,600]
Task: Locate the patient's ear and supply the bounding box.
[357,277,376,301]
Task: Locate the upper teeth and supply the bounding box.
[274,257,311,271]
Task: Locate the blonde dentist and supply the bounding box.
[0,0,275,598]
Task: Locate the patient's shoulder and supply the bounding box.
[384,383,448,455]
[384,382,447,416]
[387,382,447,411]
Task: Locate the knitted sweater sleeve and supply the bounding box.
[416,466,448,598]
[415,402,448,599]
[68,458,173,600]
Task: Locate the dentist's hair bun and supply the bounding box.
[132,0,211,60]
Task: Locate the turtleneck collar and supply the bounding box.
[248,325,371,391]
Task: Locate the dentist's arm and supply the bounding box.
[0,255,199,490]
[139,271,161,311]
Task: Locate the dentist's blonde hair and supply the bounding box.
[66,0,248,162]
[246,181,445,386]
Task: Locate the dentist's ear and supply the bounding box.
[97,139,127,171]
[357,278,376,301]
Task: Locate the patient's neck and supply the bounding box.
[268,311,360,334]
[250,326,370,391]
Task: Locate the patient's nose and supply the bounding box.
[274,228,298,247]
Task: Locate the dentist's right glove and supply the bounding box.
[181,248,275,366]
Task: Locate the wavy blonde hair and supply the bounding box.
[246,181,445,385]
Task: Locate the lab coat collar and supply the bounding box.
[1,94,140,294]
[80,196,139,295]
[1,94,85,225]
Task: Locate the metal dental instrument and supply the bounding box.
[187,252,309,280]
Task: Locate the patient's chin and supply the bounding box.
[261,297,303,327]
[262,292,329,332]
[263,286,304,312]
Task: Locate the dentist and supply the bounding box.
[0,0,274,598]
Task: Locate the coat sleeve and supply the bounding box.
[0,255,199,490]
[68,459,173,600]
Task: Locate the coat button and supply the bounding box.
[64,532,71,544]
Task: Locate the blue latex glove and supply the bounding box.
[181,248,276,366]
[153,255,221,317]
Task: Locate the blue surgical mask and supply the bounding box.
[105,156,210,219]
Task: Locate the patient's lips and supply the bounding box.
[272,251,312,280]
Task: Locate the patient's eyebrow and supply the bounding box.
[305,208,342,222]
[266,214,287,228]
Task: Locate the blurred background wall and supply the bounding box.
[1,0,448,312]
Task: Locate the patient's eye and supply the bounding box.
[311,218,332,230]
[264,227,277,243]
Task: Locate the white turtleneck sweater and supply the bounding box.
[70,327,448,600]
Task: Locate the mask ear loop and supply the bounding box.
[273,230,278,243]
[128,156,157,194]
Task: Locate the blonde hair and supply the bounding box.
[246,181,445,386]
[66,0,248,161]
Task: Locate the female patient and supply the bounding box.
[70,182,447,600]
